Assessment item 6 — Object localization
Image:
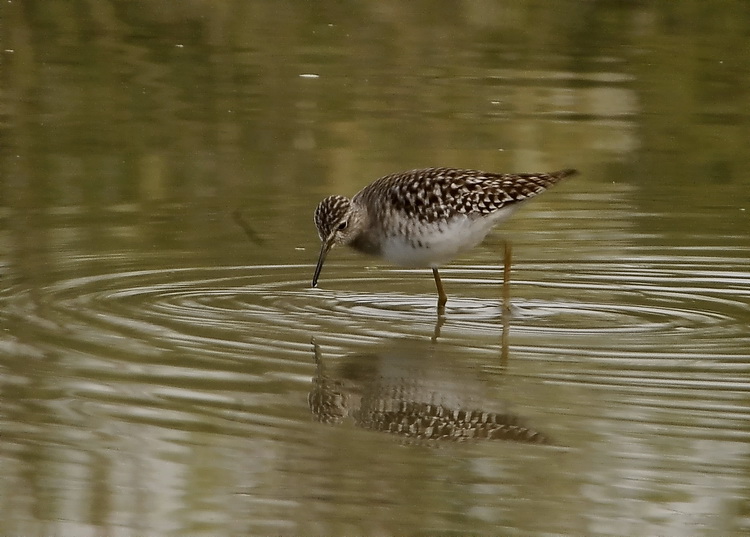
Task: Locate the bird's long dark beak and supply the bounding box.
[312,239,333,287]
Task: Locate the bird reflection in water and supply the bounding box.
[308,338,550,445]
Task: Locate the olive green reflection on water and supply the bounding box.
[4,1,750,210]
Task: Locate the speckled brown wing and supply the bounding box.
[355,167,577,223]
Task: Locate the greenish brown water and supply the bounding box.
[2,2,750,536]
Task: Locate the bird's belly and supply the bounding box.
[380,214,509,268]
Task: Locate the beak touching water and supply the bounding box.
[312,238,334,287]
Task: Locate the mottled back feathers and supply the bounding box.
[354,167,577,223]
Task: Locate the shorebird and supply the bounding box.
[312,167,577,309]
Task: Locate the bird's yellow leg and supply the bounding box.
[432,268,448,312]
[503,241,512,311]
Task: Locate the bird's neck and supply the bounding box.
[348,204,381,256]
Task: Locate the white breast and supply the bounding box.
[380,206,518,268]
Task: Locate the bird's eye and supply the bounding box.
[337,220,348,231]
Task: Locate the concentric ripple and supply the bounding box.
[3,255,748,446]
[3,257,748,359]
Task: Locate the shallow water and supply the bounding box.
[2,2,750,536]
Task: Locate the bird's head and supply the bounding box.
[312,195,364,287]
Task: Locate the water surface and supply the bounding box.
[2,2,750,536]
